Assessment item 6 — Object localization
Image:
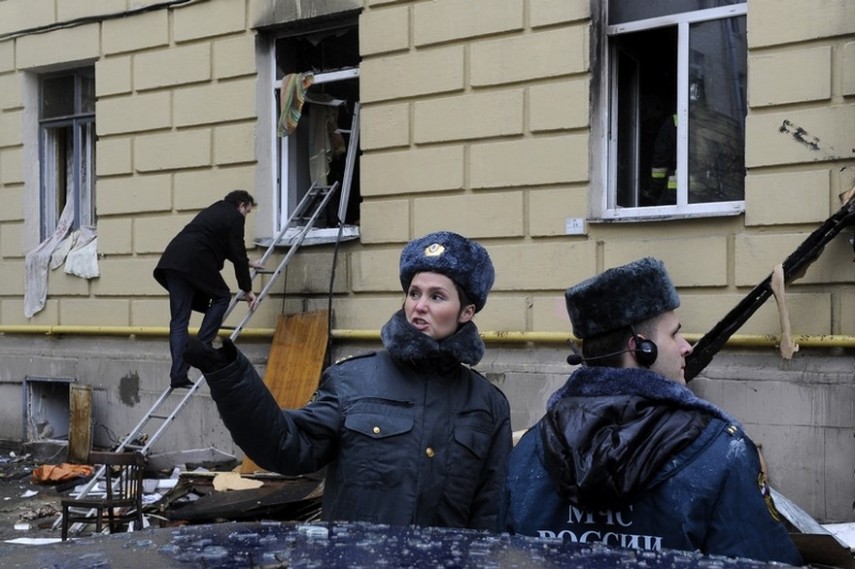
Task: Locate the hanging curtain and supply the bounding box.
[277,72,315,137]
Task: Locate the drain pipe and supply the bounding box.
[0,325,854,349]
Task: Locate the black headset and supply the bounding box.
[566,336,658,368]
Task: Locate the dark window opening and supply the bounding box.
[39,68,96,240]
[275,25,360,230]
[606,2,747,214]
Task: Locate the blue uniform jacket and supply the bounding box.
[503,366,802,565]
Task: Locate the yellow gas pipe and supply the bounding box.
[0,325,854,349]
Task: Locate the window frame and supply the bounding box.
[273,67,359,232]
[38,69,96,240]
[261,22,361,245]
[592,2,748,222]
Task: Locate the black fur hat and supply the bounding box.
[564,257,680,339]
[399,231,494,313]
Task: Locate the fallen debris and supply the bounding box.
[161,469,323,524]
[18,503,57,521]
[212,471,264,491]
[31,463,93,484]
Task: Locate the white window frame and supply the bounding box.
[258,26,361,247]
[273,67,359,232]
[592,3,747,222]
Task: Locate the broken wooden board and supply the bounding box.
[164,471,324,522]
[790,534,855,569]
[147,447,238,471]
[240,311,329,474]
[771,488,855,568]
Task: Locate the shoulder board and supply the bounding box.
[334,351,377,365]
[467,366,488,380]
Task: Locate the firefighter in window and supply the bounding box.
[648,113,677,206]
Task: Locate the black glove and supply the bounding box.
[183,338,238,373]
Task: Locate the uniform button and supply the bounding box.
[425,447,435,458]
[373,426,381,434]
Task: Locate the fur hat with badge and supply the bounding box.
[399,231,495,313]
[565,257,680,339]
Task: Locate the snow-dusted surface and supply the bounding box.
[824,523,855,549]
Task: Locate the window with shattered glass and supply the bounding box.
[39,68,95,240]
[595,1,747,220]
[270,19,361,242]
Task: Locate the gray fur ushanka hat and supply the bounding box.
[399,231,495,312]
[564,257,680,339]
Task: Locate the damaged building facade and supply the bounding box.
[0,0,853,524]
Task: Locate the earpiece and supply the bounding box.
[633,337,658,367]
[566,336,658,368]
[566,352,584,365]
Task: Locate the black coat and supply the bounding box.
[154,200,252,312]
[204,311,512,530]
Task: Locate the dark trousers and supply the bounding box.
[165,271,229,382]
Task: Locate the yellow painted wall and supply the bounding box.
[0,0,854,523]
[0,0,852,339]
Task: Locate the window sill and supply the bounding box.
[592,201,744,223]
[254,225,360,248]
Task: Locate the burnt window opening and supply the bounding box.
[39,68,96,240]
[274,25,360,233]
[602,1,747,218]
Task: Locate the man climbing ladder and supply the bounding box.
[153,189,264,389]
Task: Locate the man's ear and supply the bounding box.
[458,304,476,324]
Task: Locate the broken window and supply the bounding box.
[597,1,747,220]
[39,68,96,240]
[272,21,360,240]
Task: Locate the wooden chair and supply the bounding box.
[61,451,146,540]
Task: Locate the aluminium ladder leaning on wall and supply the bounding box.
[61,103,362,532]
[53,182,339,535]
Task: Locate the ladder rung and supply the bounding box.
[149,414,171,420]
[255,269,276,274]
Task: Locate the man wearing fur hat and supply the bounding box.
[183,231,511,530]
[503,258,801,564]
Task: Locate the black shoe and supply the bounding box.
[170,377,194,389]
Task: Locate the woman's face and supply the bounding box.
[404,272,475,340]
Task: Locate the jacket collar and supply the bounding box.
[380,310,485,366]
[547,365,737,425]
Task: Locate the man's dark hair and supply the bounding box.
[581,315,660,368]
[224,190,256,207]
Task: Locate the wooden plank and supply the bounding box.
[240,311,329,474]
[67,384,92,463]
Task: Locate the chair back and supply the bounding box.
[89,451,146,505]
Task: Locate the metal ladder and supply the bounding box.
[60,102,360,537]
[53,182,342,534]
[68,181,340,504]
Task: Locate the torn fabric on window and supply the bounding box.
[24,203,100,318]
[277,72,314,137]
[64,226,99,279]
